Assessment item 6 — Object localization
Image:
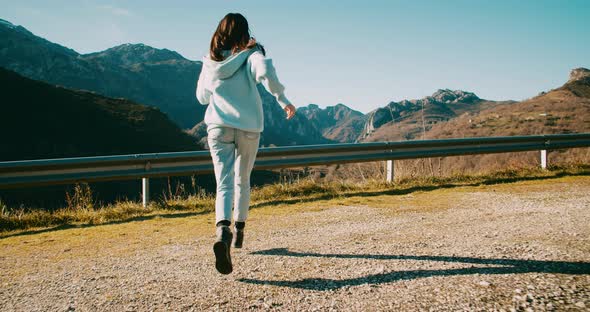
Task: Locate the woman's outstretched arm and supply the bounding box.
[248,51,293,110]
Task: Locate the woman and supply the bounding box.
[196,13,296,274]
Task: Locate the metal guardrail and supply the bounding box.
[1,133,589,206]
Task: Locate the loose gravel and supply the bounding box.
[1,176,589,311]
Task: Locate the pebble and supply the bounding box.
[478,281,491,287]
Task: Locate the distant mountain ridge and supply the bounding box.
[0,18,204,129]
[278,88,511,144]
[0,18,331,147]
[319,70,588,145]
[366,68,590,143]
[83,43,186,67]
[298,103,367,143]
[298,88,510,144]
[358,89,512,142]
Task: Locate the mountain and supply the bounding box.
[397,67,590,175]
[188,85,336,147]
[0,67,198,161]
[82,43,186,67]
[298,103,367,142]
[0,19,203,129]
[324,68,590,181]
[358,89,513,142]
[327,70,587,145]
[424,68,590,139]
[564,67,590,97]
[0,18,329,147]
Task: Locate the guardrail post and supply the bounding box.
[142,177,150,207]
[540,150,548,169]
[386,160,394,183]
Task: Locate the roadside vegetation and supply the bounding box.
[1,164,588,236]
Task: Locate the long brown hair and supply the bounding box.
[209,13,265,61]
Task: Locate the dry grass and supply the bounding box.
[352,81,590,179]
[1,164,588,236]
[323,148,590,182]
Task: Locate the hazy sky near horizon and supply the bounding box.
[2,0,589,113]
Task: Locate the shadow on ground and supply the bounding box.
[238,248,590,291]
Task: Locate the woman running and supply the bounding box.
[196,13,296,274]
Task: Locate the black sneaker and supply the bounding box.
[213,225,233,274]
[233,227,244,248]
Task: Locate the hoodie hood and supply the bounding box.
[202,48,257,80]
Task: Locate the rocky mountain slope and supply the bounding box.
[298,103,367,143]
[343,69,588,145]
[425,68,590,139]
[403,67,590,175]
[358,89,513,142]
[301,89,513,145]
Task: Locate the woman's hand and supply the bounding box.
[284,104,296,120]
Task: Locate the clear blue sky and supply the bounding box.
[2,0,589,113]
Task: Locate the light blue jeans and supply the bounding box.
[207,126,261,224]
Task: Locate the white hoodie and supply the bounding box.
[196,47,292,133]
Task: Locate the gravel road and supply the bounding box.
[1,176,589,311]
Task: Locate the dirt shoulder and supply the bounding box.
[1,176,589,311]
